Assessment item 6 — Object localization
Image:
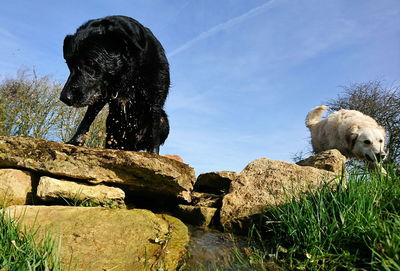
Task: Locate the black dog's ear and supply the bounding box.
[346,126,359,150]
[63,35,75,59]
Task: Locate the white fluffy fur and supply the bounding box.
[306,105,386,162]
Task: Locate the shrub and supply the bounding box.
[0,69,107,148]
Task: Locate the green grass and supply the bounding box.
[264,166,400,270]
[0,209,62,271]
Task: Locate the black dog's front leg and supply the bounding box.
[66,101,106,146]
[150,106,162,154]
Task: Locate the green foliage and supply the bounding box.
[0,209,62,270]
[0,69,107,148]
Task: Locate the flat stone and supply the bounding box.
[0,168,33,206]
[0,136,195,202]
[6,206,189,271]
[37,176,125,207]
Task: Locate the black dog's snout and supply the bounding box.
[60,90,74,106]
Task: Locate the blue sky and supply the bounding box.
[1,0,399,174]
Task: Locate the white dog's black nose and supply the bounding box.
[375,152,386,162]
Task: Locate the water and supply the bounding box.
[186,226,248,267]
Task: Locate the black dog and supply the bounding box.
[60,15,170,154]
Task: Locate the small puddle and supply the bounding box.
[186,226,248,267]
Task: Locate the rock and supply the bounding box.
[164,154,184,163]
[6,206,189,271]
[191,192,222,208]
[176,205,217,227]
[220,158,337,233]
[37,176,125,207]
[0,168,33,206]
[194,171,237,194]
[0,136,195,202]
[296,149,347,174]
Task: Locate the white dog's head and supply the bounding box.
[347,126,387,162]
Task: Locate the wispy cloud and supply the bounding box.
[0,27,22,50]
[167,0,277,58]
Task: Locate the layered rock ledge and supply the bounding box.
[0,136,195,202]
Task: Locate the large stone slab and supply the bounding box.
[6,206,189,271]
[220,158,338,233]
[37,176,126,207]
[0,168,33,206]
[0,136,195,201]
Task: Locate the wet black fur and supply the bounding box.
[60,15,170,153]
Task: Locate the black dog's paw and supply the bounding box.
[66,139,79,146]
[150,146,160,155]
[66,134,88,147]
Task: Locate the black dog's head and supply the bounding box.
[60,16,147,107]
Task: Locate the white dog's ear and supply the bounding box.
[346,126,359,150]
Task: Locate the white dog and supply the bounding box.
[306,105,386,162]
